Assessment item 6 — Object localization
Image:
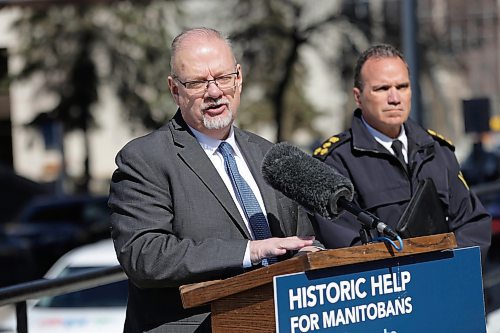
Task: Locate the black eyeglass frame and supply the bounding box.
[173,69,240,91]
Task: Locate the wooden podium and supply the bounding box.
[180,233,458,332]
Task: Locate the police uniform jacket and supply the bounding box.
[313,109,491,258]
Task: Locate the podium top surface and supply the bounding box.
[180,233,457,309]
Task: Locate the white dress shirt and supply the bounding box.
[189,126,268,267]
[361,117,408,163]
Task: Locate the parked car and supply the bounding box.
[0,239,127,333]
[489,311,500,333]
[0,165,51,225]
[2,194,111,280]
[0,231,35,287]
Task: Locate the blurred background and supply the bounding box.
[1,0,500,331]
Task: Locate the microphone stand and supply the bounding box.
[359,226,374,245]
[336,198,399,244]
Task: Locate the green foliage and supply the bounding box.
[11,1,178,191]
[12,1,177,133]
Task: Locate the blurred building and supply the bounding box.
[420,0,499,104]
[419,0,500,141]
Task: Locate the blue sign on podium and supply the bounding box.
[273,247,485,333]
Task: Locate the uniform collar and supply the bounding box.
[351,109,434,152]
[361,116,408,153]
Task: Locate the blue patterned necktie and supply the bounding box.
[218,142,276,265]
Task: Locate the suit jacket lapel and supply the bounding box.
[170,112,251,238]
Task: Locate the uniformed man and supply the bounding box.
[312,44,491,259]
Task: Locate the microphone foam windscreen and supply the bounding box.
[261,142,354,218]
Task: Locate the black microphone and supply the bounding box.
[261,142,399,239]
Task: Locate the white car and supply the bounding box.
[0,239,127,333]
[488,310,500,333]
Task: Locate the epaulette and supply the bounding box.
[427,129,455,151]
[313,132,350,160]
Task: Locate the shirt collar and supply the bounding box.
[188,125,240,156]
[361,116,408,151]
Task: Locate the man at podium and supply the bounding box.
[312,44,491,259]
[108,28,322,333]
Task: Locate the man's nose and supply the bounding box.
[387,87,400,104]
[206,81,223,99]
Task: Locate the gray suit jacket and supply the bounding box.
[109,111,318,332]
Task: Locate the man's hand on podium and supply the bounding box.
[249,236,315,265]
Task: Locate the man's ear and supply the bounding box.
[236,64,243,93]
[353,87,362,108]
[168,76,179,105]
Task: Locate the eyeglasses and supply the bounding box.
[174,70,239,94]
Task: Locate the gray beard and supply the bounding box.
[202,109,233,130]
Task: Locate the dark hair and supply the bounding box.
[353,44,409,90]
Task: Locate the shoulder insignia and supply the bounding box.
[427,129,454,150]
[458,171,470,190]
[313,133,349,160]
